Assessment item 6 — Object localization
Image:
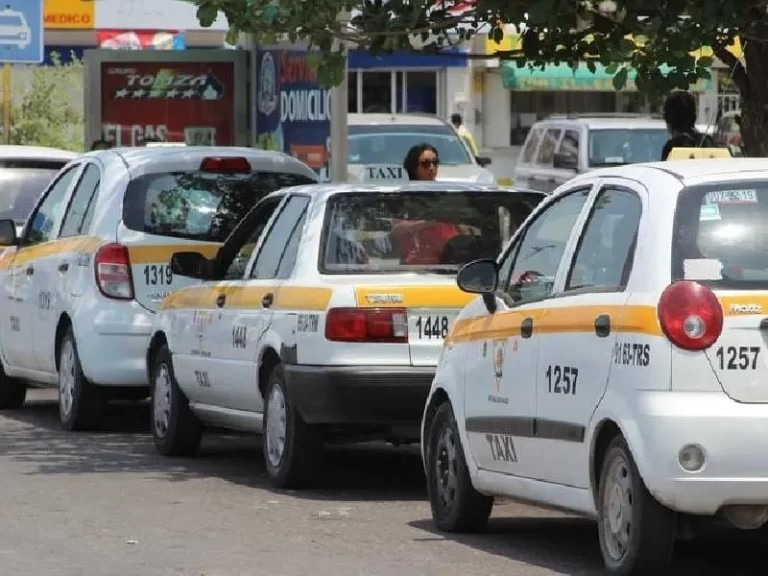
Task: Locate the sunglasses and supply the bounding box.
[419,158,438,168]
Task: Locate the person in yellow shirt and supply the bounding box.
[451,113,479,156]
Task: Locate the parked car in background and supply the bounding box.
[0,146,318,432]
[515,114,669,193]
[347,114,495,184]
[0,145,79,238]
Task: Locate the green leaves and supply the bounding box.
[612,67,628,91]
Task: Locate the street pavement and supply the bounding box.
[0,388,763,576]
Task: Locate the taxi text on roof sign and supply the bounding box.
[361,164,408,182]
[44,0,94,29]
[666,147,733,160]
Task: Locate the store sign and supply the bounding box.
[45,0,95,29]
[100,61,235,147]
[94,0,229,31]
[255,49,331,181]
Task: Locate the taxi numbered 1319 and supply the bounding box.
[0,146,318,430]
[147,182,544,488]
[421,152,768,575]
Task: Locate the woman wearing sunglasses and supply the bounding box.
[403,143,439,181]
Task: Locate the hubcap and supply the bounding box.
[434,425,458,509]
[58,340,75,418]
[601,452,634,561]
[153,363,172,438]
[265,383,287,468]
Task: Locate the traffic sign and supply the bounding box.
[0,0,43,64]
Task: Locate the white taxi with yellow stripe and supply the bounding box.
[421,154,768,575]
[147,182,544,488]
[0,146,317,430]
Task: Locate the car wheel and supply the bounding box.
[0,362,26,409]
[151,343,202,457]
[262,363,324,489]
[598,435,676,575]
[58,326,104,431]
[427,401,493,532]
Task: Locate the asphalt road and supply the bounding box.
[0,389,763,576]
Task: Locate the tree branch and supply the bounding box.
[714,45,750,97]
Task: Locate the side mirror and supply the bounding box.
[0,218,18,246]
[170,251,211,279]
[553,152,578,170]
[476,155,492,167]
[457,258,498,294]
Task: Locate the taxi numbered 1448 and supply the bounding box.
[0,147,318,430]
[147,182,544,488]
[421,155,768,575]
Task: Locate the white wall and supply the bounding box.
[444,66,472,127]
[482,70,510,148]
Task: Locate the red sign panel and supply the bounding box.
[100,62,235,147]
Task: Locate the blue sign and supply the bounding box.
[0,0,43,64]
[255,49,331,182]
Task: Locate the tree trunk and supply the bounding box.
[739,41,768,156]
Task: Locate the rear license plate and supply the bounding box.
[408,309,459,342]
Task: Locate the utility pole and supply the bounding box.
[329,11,350,182]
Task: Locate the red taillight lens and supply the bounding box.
[325,307,408,343]
[199,156,251,173]
[94,243,134,300]
[657,280,723,350]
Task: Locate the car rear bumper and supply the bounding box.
[283,364,435,429]
[627,391,768,515]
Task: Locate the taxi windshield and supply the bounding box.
[348,124,473,166]
[320,190,542,274]
[673,181,768,288]
[588,128,669,166]
[123,170,316,242]
[0,164,68,222]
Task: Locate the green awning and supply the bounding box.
[502,62,714,92]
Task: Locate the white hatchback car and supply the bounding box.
[422,156,768,574]
[148,182,543,488]
[0,147,317,430]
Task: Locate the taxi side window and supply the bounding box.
[250,195,311,280]
[223,197,283,280]
[499,187,591,305]
[23,165,79,247]
[565,187,642,292]
[60,164,100,238]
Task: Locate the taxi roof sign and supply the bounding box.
[361,163,408,182]
[666,147,732,160]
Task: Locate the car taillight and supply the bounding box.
[657,280,723,351]
[95,243,134,300]
[325,307,408,343]
[199,156,251,173]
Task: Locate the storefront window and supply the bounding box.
[348,71,358,113]
[406,71,437,113]
[362,71,392,112]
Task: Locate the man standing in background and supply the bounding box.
[451,113,479,156]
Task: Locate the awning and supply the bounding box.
[501,62,714,92]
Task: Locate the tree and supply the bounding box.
[9,51,84,152]
[187,0,763,154]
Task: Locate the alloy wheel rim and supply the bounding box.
[265,383,287,468]
[153,363,172,438]
[58,341,75,418]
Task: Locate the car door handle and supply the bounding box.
[595,314,611,337]
[520,316,533,339]
[58,262,69,272]
[215,294,226,308]
[262,293,273,308]
[25,265,33,276]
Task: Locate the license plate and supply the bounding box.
[408,309,459,342]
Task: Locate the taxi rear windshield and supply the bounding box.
[123,170,315,242]
[673,181,768,288]
[320,191,542,274]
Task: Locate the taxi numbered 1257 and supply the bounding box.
[0,146,318,430]
[420,150,768,575]
[147,182,544,488]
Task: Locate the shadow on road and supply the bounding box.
[0,391,426,502]
[409,510,766,575]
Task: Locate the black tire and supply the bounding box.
[597,435,676,576]
[262,364,324,489]
[57,327,104,431]
[150,344,202,457]
[426,401,493,532]
[0,362,26,409]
